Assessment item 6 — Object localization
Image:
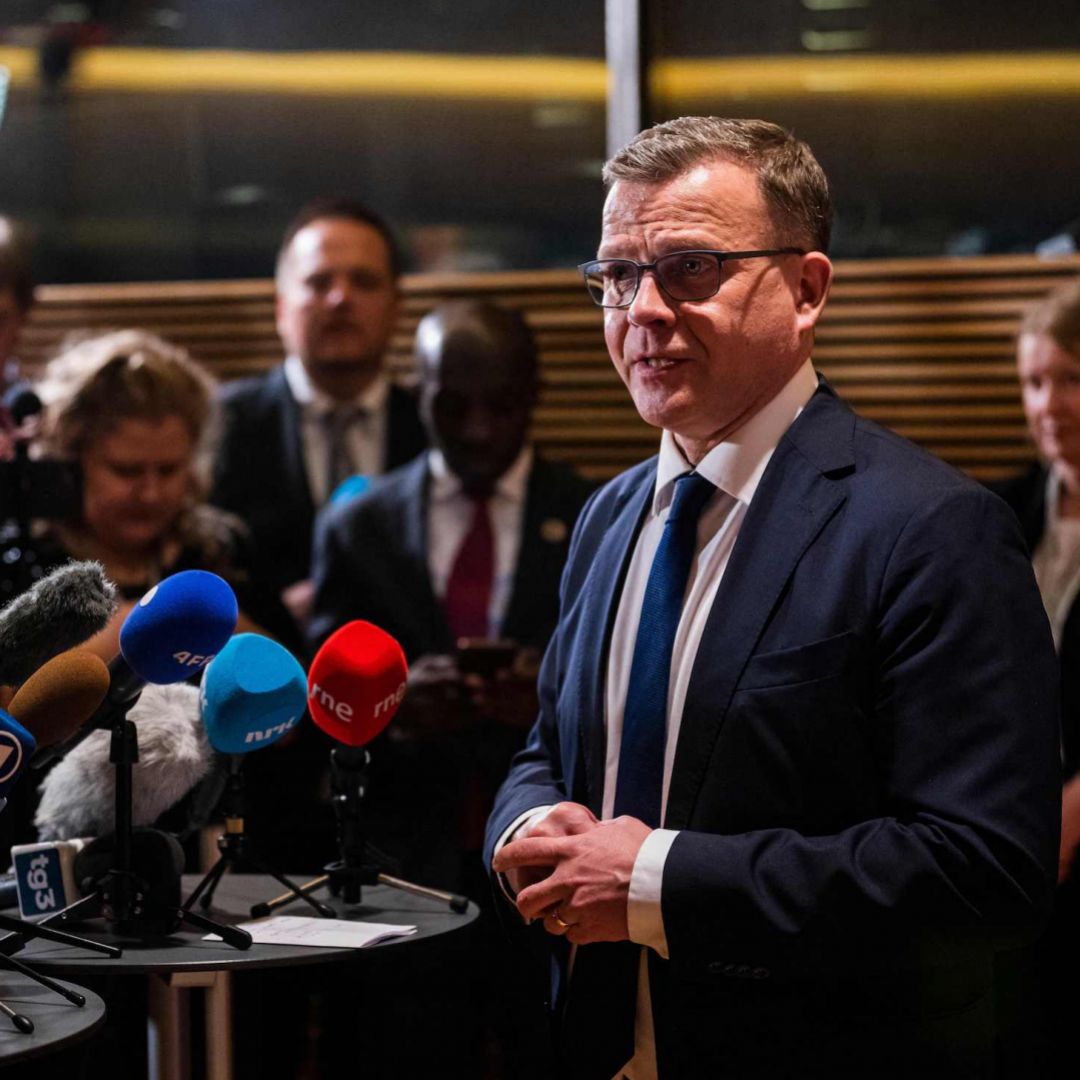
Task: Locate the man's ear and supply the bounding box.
[795,251,833,334]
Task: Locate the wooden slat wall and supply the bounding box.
[19,254,1080,482]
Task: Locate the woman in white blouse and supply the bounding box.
[995,278,1080,1076]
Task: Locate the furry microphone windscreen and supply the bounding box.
[0,562,119,687]
[34,682,211,841]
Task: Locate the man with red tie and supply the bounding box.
[309,299,593,889]
[487,117,1061,1079]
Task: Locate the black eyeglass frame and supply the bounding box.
[577,247,807,308]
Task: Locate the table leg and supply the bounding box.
[148,970,233,1080]
[148,973,190,1080]
[206,971,233,1080]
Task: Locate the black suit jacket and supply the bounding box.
[308,452,594,659]
[993,463,1080,777]
[486,382,1061,1078]
[210,365,427,594]
[305,451,593,889]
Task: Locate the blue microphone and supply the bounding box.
[201,634,308,754]
[33,570,239,768]
[121,570,239,684]
[0,709,35,802]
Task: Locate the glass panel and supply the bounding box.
[649,0,1080,258]
[0,2,605,281]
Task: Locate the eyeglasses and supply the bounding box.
[578,248,806,308]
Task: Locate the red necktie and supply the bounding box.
[443,495,494,641]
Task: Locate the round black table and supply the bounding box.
[15,874,480,1079]
[0,971,106,1065]
[19,873,479,974]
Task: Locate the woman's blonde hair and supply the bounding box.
[37,329,218,487]
[1019,278,1080,356]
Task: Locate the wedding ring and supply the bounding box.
[551,908,571,930]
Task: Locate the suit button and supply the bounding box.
[751,967,771,980]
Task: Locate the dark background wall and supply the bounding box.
[0,1,1078,284]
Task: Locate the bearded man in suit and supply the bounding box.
[211,197,426,629]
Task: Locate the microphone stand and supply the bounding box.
[183,757,335,918]
[40,706,252,949]
[0,914,119,1031]
[250,747,468,919]
[0,995,34,1034]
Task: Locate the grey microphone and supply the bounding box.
[0,562,118,687]
[34,682,212,841]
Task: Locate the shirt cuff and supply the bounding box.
[627,827,679,958]
[493,805,554,907]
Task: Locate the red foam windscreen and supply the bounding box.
[307,621,408,747]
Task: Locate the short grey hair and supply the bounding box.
[603,117,832,254]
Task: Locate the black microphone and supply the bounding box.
[1,383,42,426]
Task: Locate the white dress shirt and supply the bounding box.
[427,445,533,638]
[283,355,390,504]
[1031,466,1080,651]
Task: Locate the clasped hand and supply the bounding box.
[492,801,651,945]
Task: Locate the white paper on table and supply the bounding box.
[202,915,418,948]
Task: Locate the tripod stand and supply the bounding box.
[183,757,335,918]
[250,747,468,919]
[0,912,121,1033]
[42,712,251,949]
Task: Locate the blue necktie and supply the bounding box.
[614,470,716,828]
[560,471,716,1079]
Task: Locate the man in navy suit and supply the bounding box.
[488,117,1062,1079]
[210,197,426,629]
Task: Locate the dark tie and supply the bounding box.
[322,405,363,499]
[561,470,715,1080]
[443,495,495,641]
[614,470,715,827]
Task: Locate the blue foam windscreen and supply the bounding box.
[120,570,238,684]
[0,709,36,801]
[200,633,308,754]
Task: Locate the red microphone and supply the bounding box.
[307,621,408,746]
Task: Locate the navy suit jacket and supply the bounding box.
[210,365,427,595]
[486,381,1062,1078]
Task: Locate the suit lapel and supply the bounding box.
[273,367,316,521]
[665,388,854,829]
[574,468,655,813]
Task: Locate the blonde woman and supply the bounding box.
[33,329,289,654]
